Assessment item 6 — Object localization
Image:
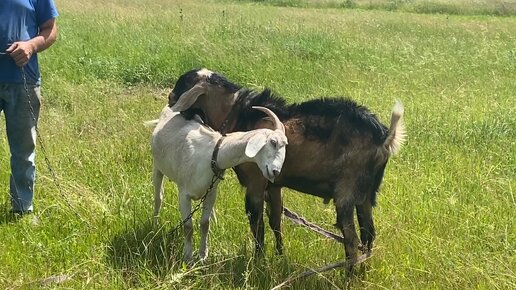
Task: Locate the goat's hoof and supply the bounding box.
[254,246,266,257]
[183,253,193,264]
[183,259,195,268]
[358,243,373,254]
[199,252,208,263]
[358,243,372,253]
[344,261,358,277]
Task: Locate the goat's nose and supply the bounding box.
[273,169,280,177]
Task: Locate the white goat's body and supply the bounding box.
[148,106,287,262]
[151,108,221,200]
[150,107,222,262]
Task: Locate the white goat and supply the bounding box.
[146,104,287,262]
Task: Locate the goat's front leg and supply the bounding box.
[199,188,217,261]
[356,197,375,253]
[179,192,194,262]
[265,185,284,255]
[245,180,268,256]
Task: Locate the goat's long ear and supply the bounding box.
[245,133,267,158]
[171,83,207,112]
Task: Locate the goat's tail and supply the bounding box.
[144,119,159,129]
[383,100,406,155]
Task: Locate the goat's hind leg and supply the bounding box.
[199,188,217,261]
[356,197,375,253]
[152,167,165,224]
[334,193,360,273]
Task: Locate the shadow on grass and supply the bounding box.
[105,221,291,288]
[0,203,26,225]
[180,245,369,289]
[106,218,184,286]
[169,244,290,289]
[0,204,13,225]
[104,217,370,288]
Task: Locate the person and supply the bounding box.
[0,0,58,214]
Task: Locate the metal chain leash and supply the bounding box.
[163,90,244,234]
[10,53,229,229]
[165,135,226,234]
[165,86,249,232]
[15,56,226,229]
[164,106,232,234]
[20,67,58,187]
[20,66,86,222]
[167,173,221,235]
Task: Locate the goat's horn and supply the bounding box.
[252,106,285,133]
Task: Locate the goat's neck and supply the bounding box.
[215,132,256,169]
[205,91,239,133]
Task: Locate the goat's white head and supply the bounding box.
[244,106,288,182]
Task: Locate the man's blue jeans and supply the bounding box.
[0,84,40,213]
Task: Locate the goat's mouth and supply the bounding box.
[265,165,275,182]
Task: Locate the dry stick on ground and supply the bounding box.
[270,251,373,290]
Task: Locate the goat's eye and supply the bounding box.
[270,139,278,148]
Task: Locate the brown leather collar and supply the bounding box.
[211,136,226,179]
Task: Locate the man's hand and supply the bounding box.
[5,18,57,67]
[6,42,36,67]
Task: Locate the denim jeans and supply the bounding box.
[0,84,41,212]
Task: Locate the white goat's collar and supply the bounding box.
[211,136,226,179]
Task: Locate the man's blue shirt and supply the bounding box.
[0,0,58,85]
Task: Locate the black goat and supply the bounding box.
[168,68,406,270]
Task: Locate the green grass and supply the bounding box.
[0,0,515,289]
[228,0,516,16]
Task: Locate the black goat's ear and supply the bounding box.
[171,83,207,111]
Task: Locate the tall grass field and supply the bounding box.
[0,0,514,289]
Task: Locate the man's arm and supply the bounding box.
[6,18,57,67]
